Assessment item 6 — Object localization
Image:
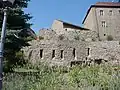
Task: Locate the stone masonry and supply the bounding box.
[23,2,120,66]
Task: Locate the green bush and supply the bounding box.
[3,63,120,90]
[4,51,28,72]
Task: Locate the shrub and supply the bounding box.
[3,63,120,90]
[4,51,27,72]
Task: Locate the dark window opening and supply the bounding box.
[102,21,106,27]
[88,48,90,55]
[104,34,106,36]
[29,50,33,59]
[65,29,67,31]
[119,10,120,14]
[94,59,102,65]
[109,10,112,16]
[61,50,64,59]
[70,61,83,67]
[73,48,76,58]
[52,50,55,58]
[40,49,43,58]
[100,10,103,16]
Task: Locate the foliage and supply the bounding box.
[0,0,33,72]
[4,50,28,72]
[3,63,120,90]
[68,64,120,89]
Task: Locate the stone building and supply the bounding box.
[51,19,89,35]
[23,2,120,66]
[83,2,120,41]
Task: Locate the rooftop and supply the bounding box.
[56,19,89,30]
[95,2,120,7]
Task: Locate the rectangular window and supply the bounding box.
[102,21,106,27]
[119,10,120,14]
[61,50,64,59]
[100,10,104,16]
[73,48,76,58]
[88,48,90,55]
[29,50,33,59]
[52,50,55,58]
[109,10,112,16]
[40,49,43,58]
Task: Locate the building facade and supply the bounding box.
[83,2,120,41]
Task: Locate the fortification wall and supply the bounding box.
[22,28,120,66]
[23,40,87,66]
[38,29,98,42]
[39,29,57,40]
[88,41,120,65]
[23,40,120,66]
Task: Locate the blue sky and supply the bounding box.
[24,0,111,33]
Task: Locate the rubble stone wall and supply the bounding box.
[88,41,120,65]
[23,40,87,66]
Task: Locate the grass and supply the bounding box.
[3,63,120,90]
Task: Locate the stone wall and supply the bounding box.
[87,41,120,65]
[39,28,98,42]
[23,39,120,66]
[51,20,64,35]
[39,28,57,40]
[23,39,87,66]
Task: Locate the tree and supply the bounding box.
[0,0,33,72]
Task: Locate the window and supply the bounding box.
[109,10,112,16]
[100,10,104,16]
[40,49,43,58]
[29,50,33,59]
[61,50,64,59]
[52,50,55,58]
[73,48,76,58]
[104,34,106,36]
[65,29,67,31]
[102,21,106,27]
[119,10,120,14]
[88,48,90,55]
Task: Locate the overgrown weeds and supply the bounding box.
[3,63,120,90]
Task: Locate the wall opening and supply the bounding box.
[71,61,83,67]
[88,48,90,55]
[104,34,106,36]
[40,49,43,58]
[52,50,55,58]
[29,50,33,59]
[109,10,112,16]
[100,10,104,16]
[61,50,64,59]
[102,21,106,27]
[73,48,76,58]
[119,10,120,14]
